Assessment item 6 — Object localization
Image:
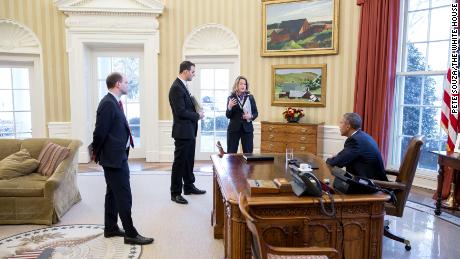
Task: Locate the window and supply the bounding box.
[198,68,230,153]
[391,0,452,171]
[0,67,32,139]
[97,56,141,147]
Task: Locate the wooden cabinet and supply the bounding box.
[261,121,321,155]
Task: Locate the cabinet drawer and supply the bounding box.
[290,143,317,155]
[262,132,316,144]
[260,141,286,153]
[261,141,316,154]
[262,124,317,135]
[261,124,287,133]
[284,125,317,135]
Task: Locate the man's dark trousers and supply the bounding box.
[103,159,138,238]
[171,138,196,196]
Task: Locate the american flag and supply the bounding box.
[441,68,459,152]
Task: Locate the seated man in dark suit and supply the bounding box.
[326,113,388,181]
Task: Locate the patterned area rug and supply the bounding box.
[0,224,141,259]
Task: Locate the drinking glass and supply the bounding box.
[286,147,294,161]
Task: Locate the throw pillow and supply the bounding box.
[0,149,40,180]
[38,142,70,177]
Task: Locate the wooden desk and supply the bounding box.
[432,151,460,215]
[211,153,389,259]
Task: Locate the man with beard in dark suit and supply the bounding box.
[169,61,206,205]
[326,112,388,181]
[91,72,153,245]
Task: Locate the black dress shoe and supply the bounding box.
[124,234,154,245]
[184,187,206,195]
[171,194,188,204]
[104,228,125,238]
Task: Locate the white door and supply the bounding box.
[190,61,237,160]
[93,51,145,158]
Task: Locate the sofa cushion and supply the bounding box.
[21,138,72,159]
[38,142,70,177]
[0,139,21,161]
[0,149,40,180]
[0,173,47,197]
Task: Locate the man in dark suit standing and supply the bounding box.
[326,113,388,181]
[91,72,153,245]
[169,61,206,205]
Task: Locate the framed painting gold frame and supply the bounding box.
[262,0,339,56]
[271,64,327,107]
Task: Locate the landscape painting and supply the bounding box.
[262,0,339,56]
[272,64,327,107]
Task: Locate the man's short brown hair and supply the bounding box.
[106,72,123,89]
[179,61,195,73]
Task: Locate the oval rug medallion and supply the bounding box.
[0,224,141,259]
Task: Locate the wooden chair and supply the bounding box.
[374,135,424,251]
[238,193,338,259]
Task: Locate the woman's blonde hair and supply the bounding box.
[231,76,249,94]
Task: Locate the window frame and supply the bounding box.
[0,55,46,138]
[389,0,451,173]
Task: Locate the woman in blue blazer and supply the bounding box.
[226,76,258,153]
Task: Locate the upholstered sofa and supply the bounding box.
[0,138,82,225]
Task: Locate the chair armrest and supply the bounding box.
[385,169,400,176]
[373,180,406,190]
[267,245,338,257]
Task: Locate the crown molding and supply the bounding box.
[64,15,159,31]
[54,0,164,16]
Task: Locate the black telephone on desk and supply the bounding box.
[289,164,323,197]
[331,167,379,194]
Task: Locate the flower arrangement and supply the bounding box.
[283,107,304,123]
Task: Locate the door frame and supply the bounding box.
[90,48,146,158]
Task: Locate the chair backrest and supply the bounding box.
[239,193,265,259]
[238,193,338,259]
[389,135,424,217]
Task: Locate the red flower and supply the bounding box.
[282,107,304,120]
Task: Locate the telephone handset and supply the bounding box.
[331,167,379,194]
[289,165,323,197]
[331,167,398,204]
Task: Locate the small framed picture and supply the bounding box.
[272,64,327,107]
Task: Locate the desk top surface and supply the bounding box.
[431,150,460,159]
[211,153,389,204]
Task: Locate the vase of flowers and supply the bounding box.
[283,107,304,123]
